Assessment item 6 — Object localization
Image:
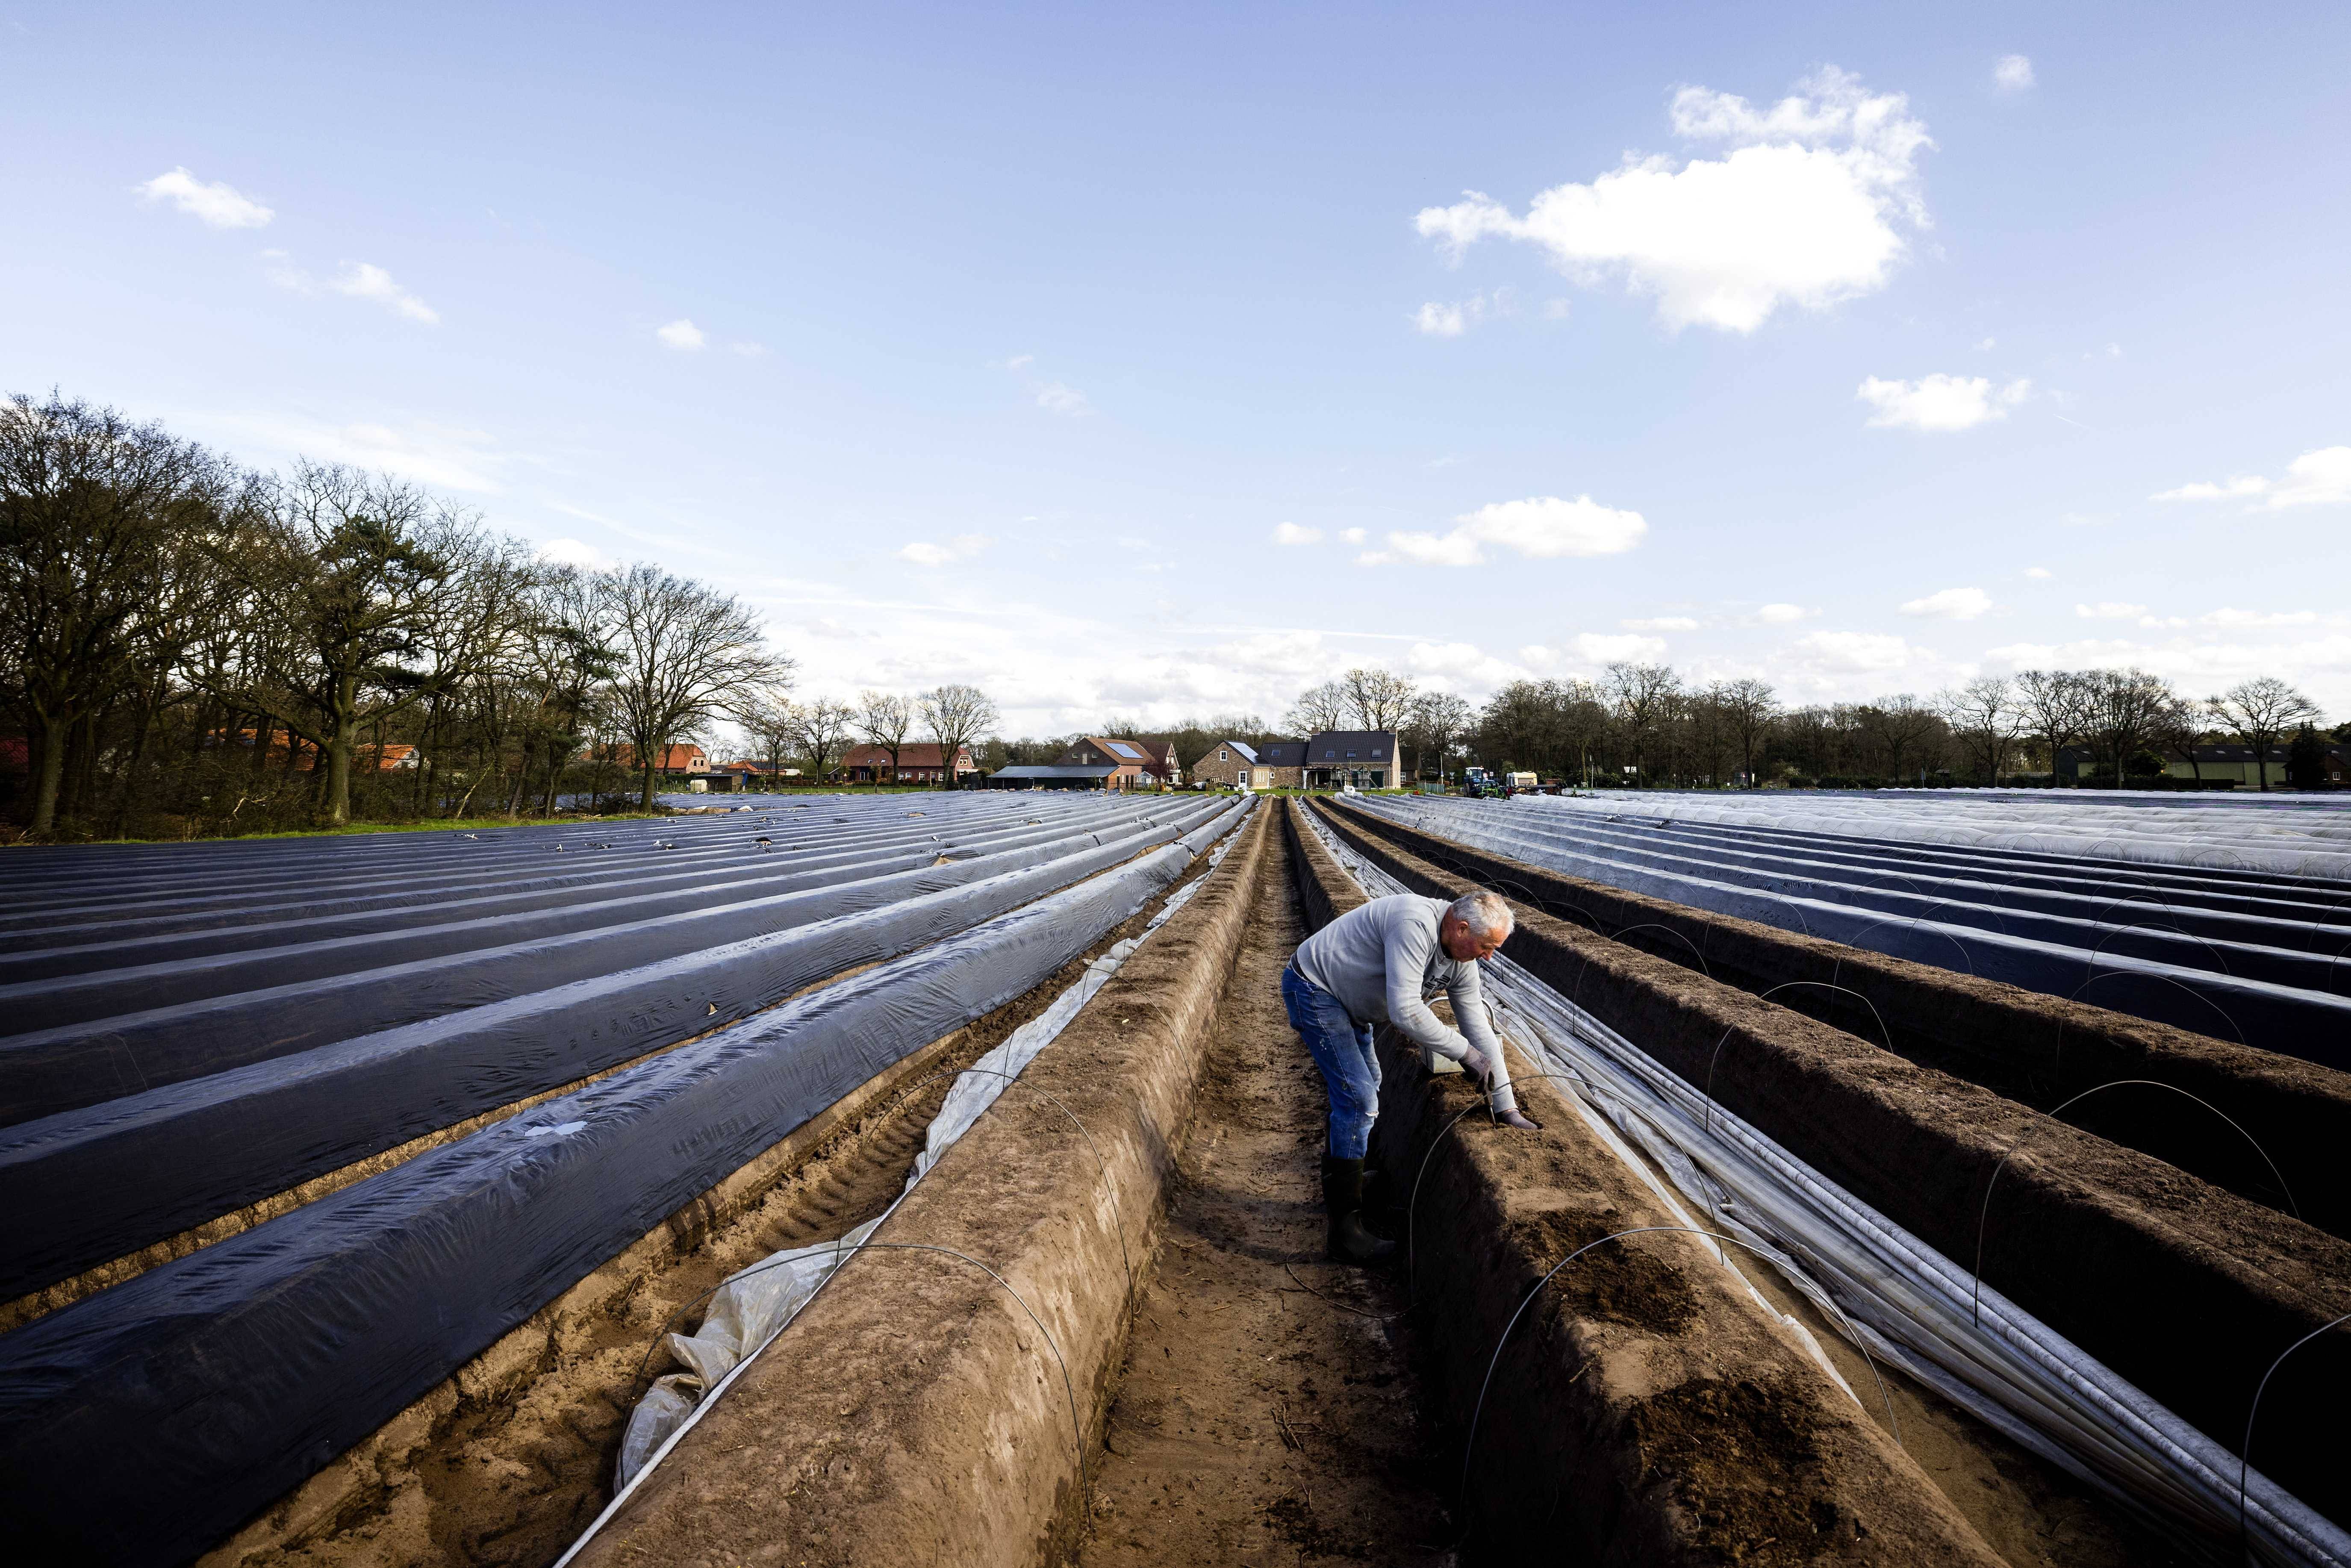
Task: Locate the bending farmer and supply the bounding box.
[1282,889,1540,1264]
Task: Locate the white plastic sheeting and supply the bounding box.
[1300,807,2351,1567]
[592,805,1251,1527]
[1513,789,2351,880]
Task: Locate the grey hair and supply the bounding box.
[1446,890,1514,944]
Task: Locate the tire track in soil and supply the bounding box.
[225,880,1202,1568]
[1075,861,1456,1568]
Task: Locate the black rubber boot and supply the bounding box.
[1322,1155,1396,1265]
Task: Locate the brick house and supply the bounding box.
[1301,730,1400,789]
[1190,740,1259,789]
[616,743,708,774]
[1054,736,1174,791]
[1252,740,1308,788]
[834,743,977,785]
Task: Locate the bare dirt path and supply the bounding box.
[1075,863,1456,1568]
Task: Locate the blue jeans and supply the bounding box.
[1282,967,1382,1159]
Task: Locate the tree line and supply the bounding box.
[0,391,809,838]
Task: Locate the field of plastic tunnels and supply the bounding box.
[1,786,2346,1567]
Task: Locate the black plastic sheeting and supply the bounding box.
[0,799,1228,1298]
[1357,797,2351,1064]
[0,797,1184,1030]
[0,806,1102,974]
[0,799,1244,1567]
[0,799,1216,1125]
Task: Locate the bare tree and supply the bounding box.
[2082,668,2175,788]
[606,562,790,809]
[1853,694,1944,784]
[789,697,856,783]
[855,689,913,785]
[0,393,247,833]
[1603,662,1681,786]
[204,463,495,826]
[1339,667,1417,731]
[2013,669,2091,784]
[2210,676,2322,792]
[1937,677,2017,785]
[1404,690,1473,785]
[1712,678,1778,788]
[2151,694,2210,788]
[918,683,998,788]
[1282,679,1351,735]
[733,681,802,777]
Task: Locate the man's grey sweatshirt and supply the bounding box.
[1289,893,1517,1112]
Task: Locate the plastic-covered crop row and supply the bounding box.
[0,791,1080,916]
[0,797,1230,1300]
[0,798,1245,1568]
[0,801,1097,968]
[1362,794,2351,1062]
[0,796,1212,1126]
[1511,787,2351,880]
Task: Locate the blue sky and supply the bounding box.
[6,2,2348,732]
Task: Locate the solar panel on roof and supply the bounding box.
[1108,741,1142,759]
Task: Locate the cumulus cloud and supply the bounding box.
[2075,601,2150,620]
[1574,632,1669,663]
[1900,586,1993,620]
[1339,527,1367,545]
[898,533,993,567]
[1755,602,1809,624]
[1036,382,1090,416]
[2024,566,2052,579]
[1793,630,1915,671]
[139,166,274,229]
[1858,374,2030,431]
[1624,615,1700,631]
[1414,67,1931,333]
[657,319,707,350]
[1414,293,1511,336]
[2152,446,2351,509]
[267,256,438,323]
[1271,522,1323,546]
[537,538,615,571]
[1993,55,2036,92]
[2201,607,2324,628]
[1364,494,1647,567]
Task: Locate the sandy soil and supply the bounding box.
[1074,858,1457,1567]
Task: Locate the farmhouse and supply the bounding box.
[1055,736,1176,790]
[1189,740,1258,789]
[833,743,977,785]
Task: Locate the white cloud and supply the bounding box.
[1858,374,2030,431]
[1993,55,2036,92]
[2153,446,2351,509]
[898,533,993,567]
[2201,607,2324,628]
[2024,566,2052,579]
[657,319,707,350]
[2075,601,2150,620]
[1415,301,1470,337]
[1624,615,1700,631]
[1574,632,1669,664]
[138,166,274,229]
[1975,336,1997,350]
[1339,527,1366,545]
[1366,494,1647,568]
[537,538,615,571]
[267,256,438,323]
[729,341,768,358]
[196,412,507,493]
[1271,522,1323,546]
[1036,382,1090,416]
[1793,630,1915,672]
[1755,602,1809,624]
[1415,68,1930,333]
[1900,586,1993,620]
[331,263,438,323]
